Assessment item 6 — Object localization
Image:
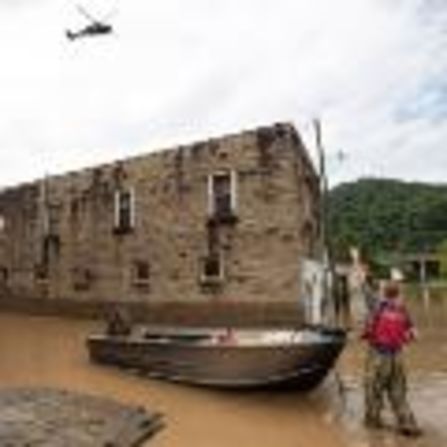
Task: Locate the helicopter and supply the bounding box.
[66,5,114,40]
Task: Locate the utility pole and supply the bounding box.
[313,119,330,259]
[313,118,333,325]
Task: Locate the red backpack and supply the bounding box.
[366,300,412,351]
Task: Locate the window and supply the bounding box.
[72,267,93,291]
[207,171,237,223]
[114,188,135,233]
[47,204,61,235]
[0,215,5,233]
[34,263,49,282]
[200,252,224,286]
[131,260,150,289]
[42,202,62,237]
[0,266,8,286]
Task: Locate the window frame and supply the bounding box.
[199,251,224,286]
[207,170,237,222]
[114,187,136,233]
[131,259,150,289]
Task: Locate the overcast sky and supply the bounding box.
[0,0,446,188]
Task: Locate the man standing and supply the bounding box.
[362,281,421,437]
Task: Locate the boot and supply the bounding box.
[398,425,423,437]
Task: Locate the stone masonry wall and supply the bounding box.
[0,123,320,325]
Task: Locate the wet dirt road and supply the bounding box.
[0,295,445,446]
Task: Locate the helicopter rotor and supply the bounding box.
[76,3,117,24]
[76,4,98,23]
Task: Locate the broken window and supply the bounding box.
[114,188,135,233]
[208,171,237,223]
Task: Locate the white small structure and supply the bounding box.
[390,267,404,282]
[348,247,369,323]
[301,259,327,325]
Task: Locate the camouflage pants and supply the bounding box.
[364,348,418,431]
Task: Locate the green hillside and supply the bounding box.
[328,178,447,261]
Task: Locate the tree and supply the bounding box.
[329,178,447,262]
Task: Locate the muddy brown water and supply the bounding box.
[0,295,445,447]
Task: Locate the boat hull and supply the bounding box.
[87,327,346,390]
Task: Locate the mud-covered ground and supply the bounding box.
[0,295,445,446]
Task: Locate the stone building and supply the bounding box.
[0,123,321,326]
